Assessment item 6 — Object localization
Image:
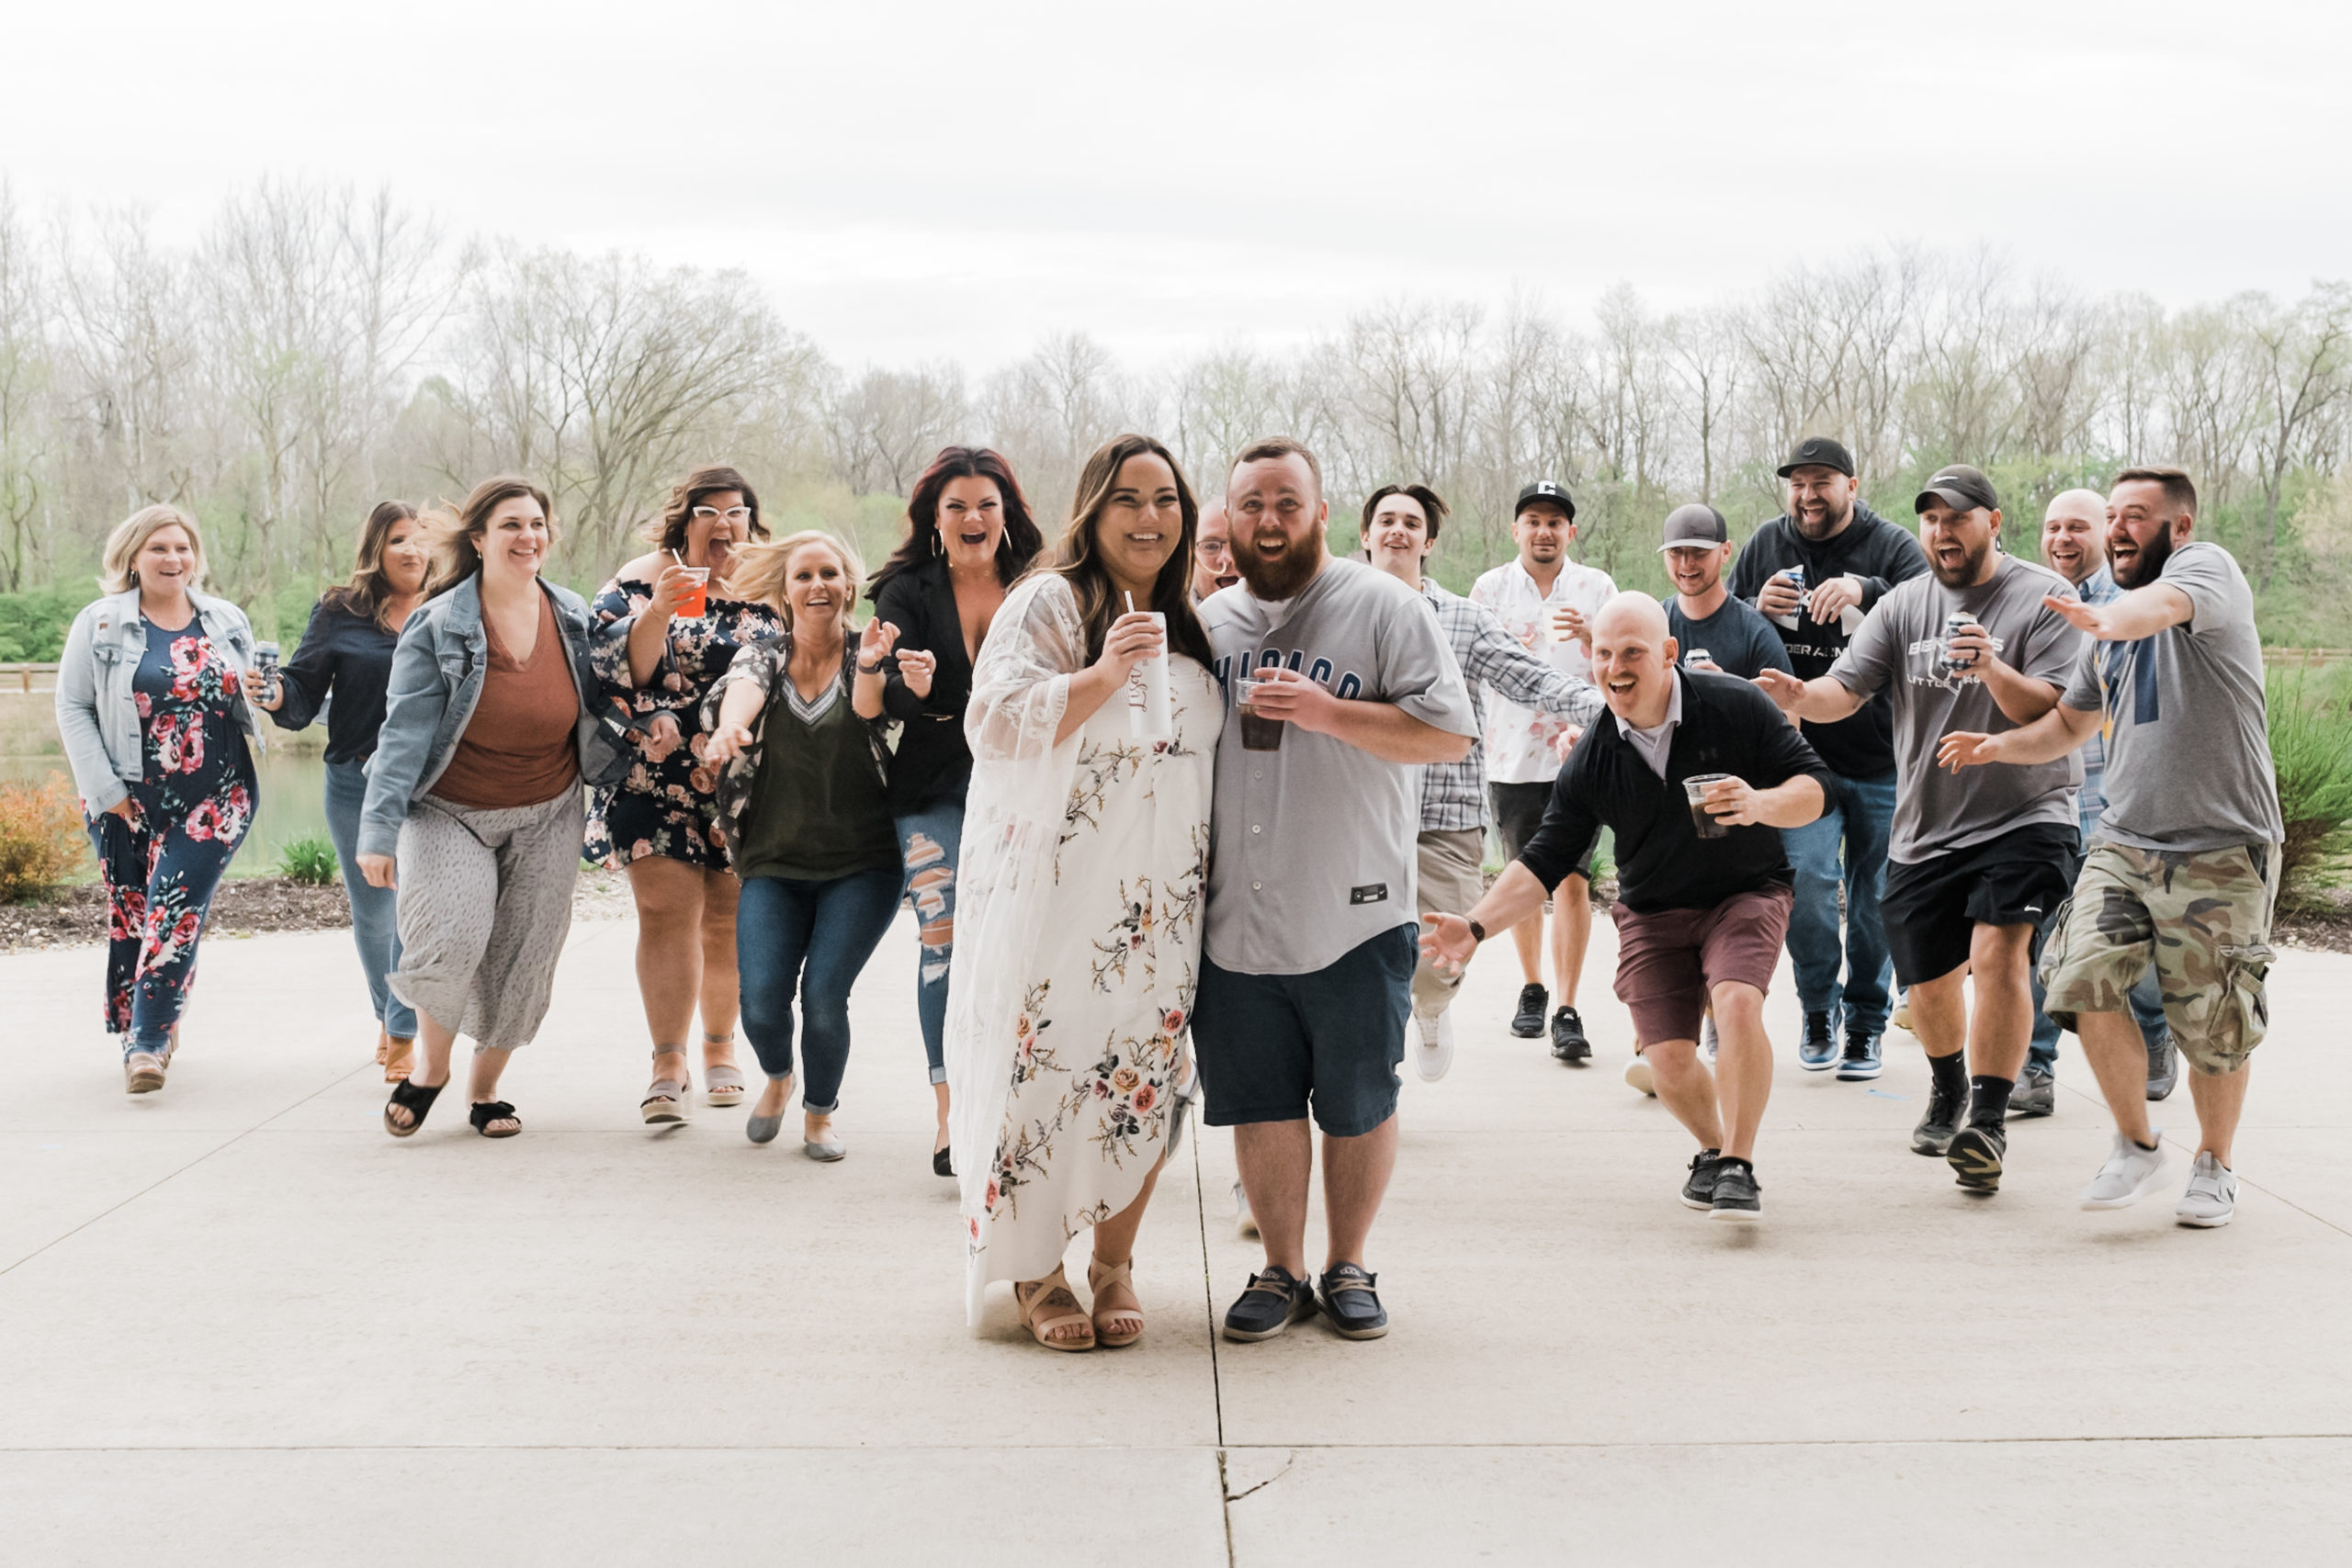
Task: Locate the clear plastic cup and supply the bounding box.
[1684,772,1733,839]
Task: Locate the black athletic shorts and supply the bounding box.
[1881,820,2082,988]
[1489,781,1593,884]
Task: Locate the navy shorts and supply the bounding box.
[1192,924,1417,1138]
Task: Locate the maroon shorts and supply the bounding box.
[1610,886,1794,1048]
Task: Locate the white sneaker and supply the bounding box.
[1233,1179,1259,1239]
[2175,1151,2237,1228]
[1411,1010,1455,1082]
[1623,1054,1656,1097]
[1891,1000,1914,1034]
[2080,1130,2169,1209]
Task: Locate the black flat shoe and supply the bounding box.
[933,1144,955,1179]
[383,1077,446,1138]
[1221,1267,1317,1342]
[469,1100,521,1139]
[1317,1263,1388,1339]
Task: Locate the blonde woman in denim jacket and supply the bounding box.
[54,504,264,1094]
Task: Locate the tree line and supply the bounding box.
[3,178,2348,644]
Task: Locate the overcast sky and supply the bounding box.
[6,0,2347,369]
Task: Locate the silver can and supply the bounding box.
[1934,612,1977,679]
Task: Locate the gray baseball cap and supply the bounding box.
[1657,503,1729,552]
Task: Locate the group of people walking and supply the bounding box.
[54,424,2284,1352]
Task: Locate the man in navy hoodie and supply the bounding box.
[1726,436,1928,1080]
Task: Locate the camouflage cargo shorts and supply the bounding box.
[2039,840,2280,1075]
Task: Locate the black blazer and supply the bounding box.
[870,554,978,815]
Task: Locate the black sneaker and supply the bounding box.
[1317,1263,1388,1339]
[1797,1010,1838,1070]
[1710,1156,1762,1222]
[2009,1066,2056,1120]
[1679,1148,1724,1211]
[1912,1081,1964,1156]
[1549,1006,1591,1064]
[1510,983,1549,1039]
[1948,1122,2007,1192]
[2146,1032,2178,1100]
[1221,1267,1317,1342]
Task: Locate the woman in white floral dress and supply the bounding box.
[947,434,1222,1349]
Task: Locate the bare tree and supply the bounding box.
[0,182,52,591]
[2245,284,2352,587]
[825,363,967,496]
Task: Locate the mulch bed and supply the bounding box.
[0,867,635,953]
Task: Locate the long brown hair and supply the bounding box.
[429,476,557,597]
[322,501,422,629]
[1045,434,1215,666]
[867,446,1043,599]
[641,464,767,556]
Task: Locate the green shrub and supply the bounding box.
[2267,667,2352,908]
[277,834,341,886]
[0,774,86,902]
[0,583,96,664]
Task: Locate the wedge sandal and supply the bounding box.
[702,1063,746,1109]
[639,1054,690,1125]
[1016,1266,1094,1351]
[124,1052,166,1095]
[382,1036,415,1084]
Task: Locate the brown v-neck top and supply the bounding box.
[430,591,580,807]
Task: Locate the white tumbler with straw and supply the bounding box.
[1124,592,1171,740]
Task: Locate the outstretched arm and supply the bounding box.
[1753,668,1867,724]
[1937,701,2102,772]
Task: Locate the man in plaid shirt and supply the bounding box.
[1362,483,1601,1081]
[2018,490,2174,1116]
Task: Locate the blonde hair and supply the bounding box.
[100,504,209,594]
[728,530,866,633]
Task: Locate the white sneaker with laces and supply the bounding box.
[2176,1151,2237,1227]
[1233,1179,1258,1240]
[1411,1010,1455,1082]
[2080,1130,2169,1209]
[1623,1053,1656,1097]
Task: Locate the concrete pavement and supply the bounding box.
[5,910,2351,1565]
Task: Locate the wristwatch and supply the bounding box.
[856,660,882,674]
[1467,919,1487,943]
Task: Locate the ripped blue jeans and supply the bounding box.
[895,798,964,1084]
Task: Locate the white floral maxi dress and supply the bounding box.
[944,574,1221,1321]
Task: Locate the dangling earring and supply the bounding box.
[932,526,944,557]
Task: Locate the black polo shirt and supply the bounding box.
[1519,669,1835,914]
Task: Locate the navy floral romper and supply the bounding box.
[88,617,258,1055]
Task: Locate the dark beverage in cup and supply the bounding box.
[1238,677,1283,751]
[1684,772,1733,839]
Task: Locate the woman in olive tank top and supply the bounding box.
[702,531,902,1158]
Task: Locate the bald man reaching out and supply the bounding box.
[1424,594,1832,1220]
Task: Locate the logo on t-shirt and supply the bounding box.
[1350,884,1388,905]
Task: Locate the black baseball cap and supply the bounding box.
[1915,463,1999,515]
[1514,480,1576,522]
[1775,436,1855,479]
[1657,503,1728,551]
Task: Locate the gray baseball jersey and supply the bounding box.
[1200,557,1477,975]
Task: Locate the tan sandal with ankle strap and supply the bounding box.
[1016,1266,1094,1351]
[1088,1258,1143,1348]
[383,1035,415,1084]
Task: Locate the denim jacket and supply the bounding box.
[358,574,631,857]
[54,587,263,815]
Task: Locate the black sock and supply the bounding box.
[1968,1075,2014,1129]
[1928,1051,1968,1100]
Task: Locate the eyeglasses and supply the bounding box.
[1196,537,1233,559]
[691,506,752,525]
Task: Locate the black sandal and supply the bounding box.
[384,1077,446,1138]
[469,1100,521,1139]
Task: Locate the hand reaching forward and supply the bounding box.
[1936,730,2007,773]
[1419,911,1478,976]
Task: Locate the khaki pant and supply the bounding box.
[1409,828,1488,1020]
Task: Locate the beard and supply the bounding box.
[1928,536,1993,588]
[1233,529,1324,601]
[2112,525,2175,588]
[1792,496,1854,541]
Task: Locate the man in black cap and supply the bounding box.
[1757,464,2086,1193]
[1728,436,1928,1080]
[1658,503,1792,682]
[1470,480,1617,1063]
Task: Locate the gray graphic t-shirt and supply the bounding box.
[2060,541,2283,852]
[1200,557,1478,975]
[1830,553,2086,863]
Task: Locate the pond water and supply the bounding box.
[4,744,333,881]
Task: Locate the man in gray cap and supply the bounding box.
[1659,503,1792,682]
[1758,464,2086,1195]
[1729,436,1928,1080]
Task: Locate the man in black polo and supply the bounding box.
[1728,436,1928,1079]
[1423,593,1830,1221]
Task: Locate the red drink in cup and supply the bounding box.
[674,567,710,618]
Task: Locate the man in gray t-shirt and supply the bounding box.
[1760,464,2086,1194]
[1942,468,2284,1229]
[1192,437,1476,1348]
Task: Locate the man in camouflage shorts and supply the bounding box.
[1940,467,2282,1227]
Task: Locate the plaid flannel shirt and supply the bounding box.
[1418,578,1605,831]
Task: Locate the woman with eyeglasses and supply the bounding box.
[585,465,780,1124]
